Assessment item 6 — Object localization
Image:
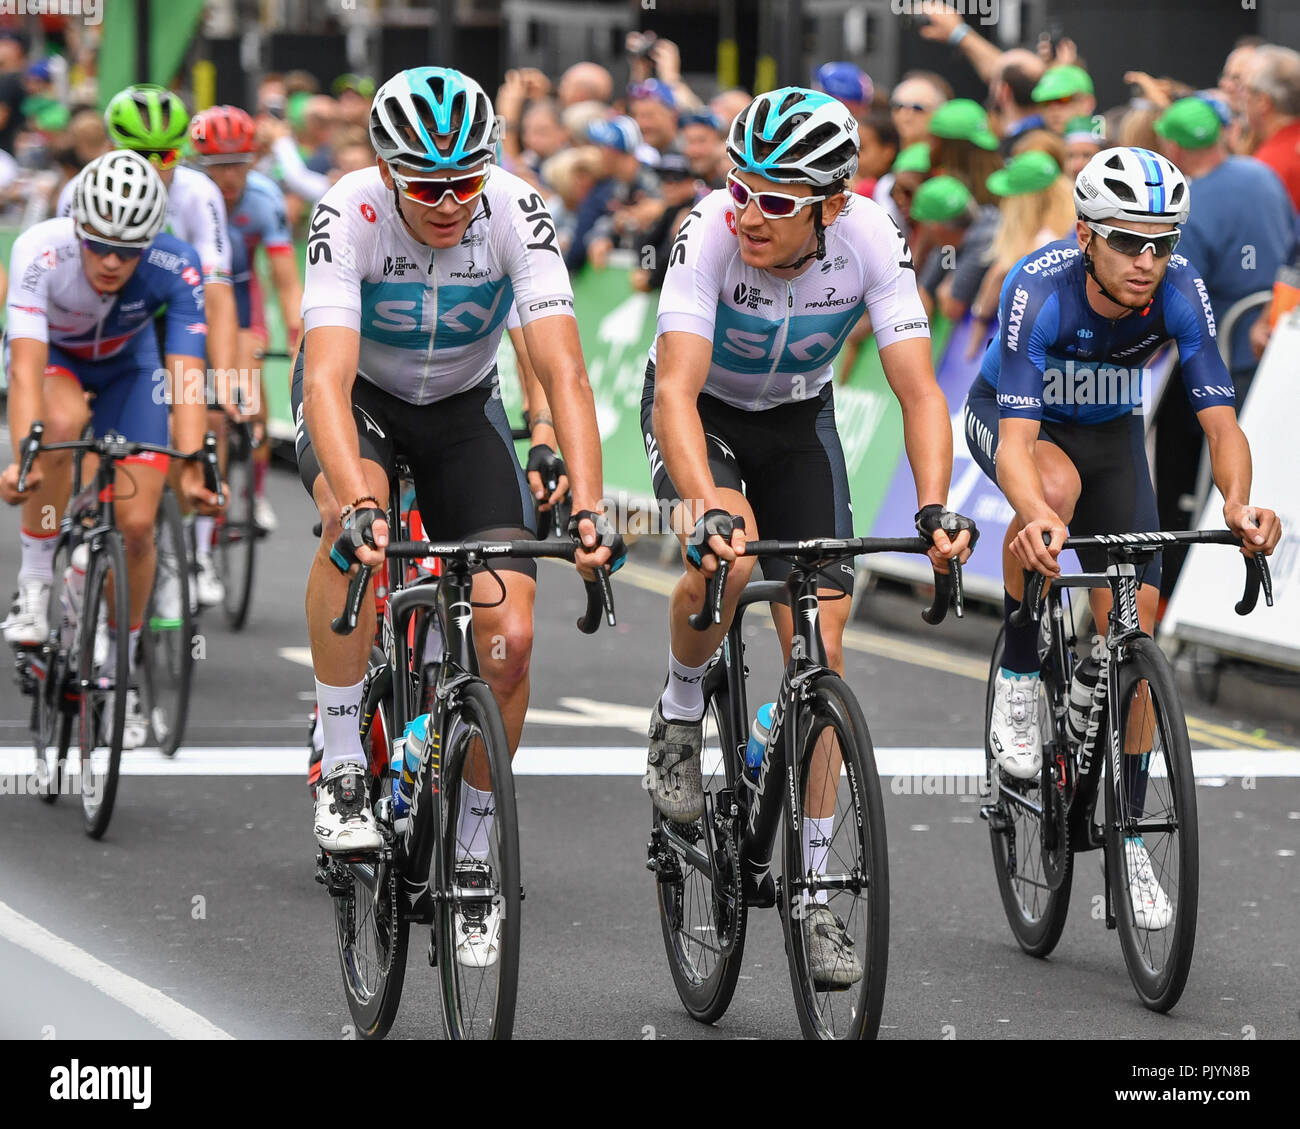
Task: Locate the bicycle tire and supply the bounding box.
[985,628,1073,957]
[78,531,129,839]
[218,424,257,631]
[433,679,520,1040]
[138,488,195,756]
[780,673,888,1040]
[32,537,74,803]
[334,649,408,1040]
[653,669,748,1024]
[1105,634,1198,1013]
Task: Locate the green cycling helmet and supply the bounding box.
[105,84,191,151]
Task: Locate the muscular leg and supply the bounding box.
[21,373,89,536]
[110,460,166,632]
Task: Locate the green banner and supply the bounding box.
[98,0,207,108]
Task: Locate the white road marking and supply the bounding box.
[278,646,314,668]
[0,899,233,1040]
[1,747,1297,776]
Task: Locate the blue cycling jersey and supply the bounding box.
[978,240,1236,425]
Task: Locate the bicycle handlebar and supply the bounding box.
[16,421,225,506]
[689,533,965,631]
[1008,529,1273,627]
[330,537,617,637]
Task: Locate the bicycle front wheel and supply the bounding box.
[653,673,748,1025]
[984,628,1073,957]
[780,673,888,1040]
[138,488,195,756]
[218,424,257,631]
[433,679,520,1040]
[77,531,130,839]
[1105,635,1198,1013]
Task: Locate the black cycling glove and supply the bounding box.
[685,509,745,569]
[329,506,386,574]
[915,504,980,551]
[569,509,627,574]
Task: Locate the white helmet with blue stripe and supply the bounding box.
[1074,146,1190,226]
[369,66,499,173]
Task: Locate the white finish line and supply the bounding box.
[1,746,1297,777]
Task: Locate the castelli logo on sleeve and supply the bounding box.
[359,203,377,223]
[724,209,736,234]
[182,266,201,286]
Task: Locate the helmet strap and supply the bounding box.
[772,201,827,272]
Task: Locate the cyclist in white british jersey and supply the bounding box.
[641,88,976,985]
[58,85,239,607]
[297,68,616,966]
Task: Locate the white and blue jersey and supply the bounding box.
[300,165,574,405]
[650,187,929,410]
[228,169,294,327]
[978,240,1236,425]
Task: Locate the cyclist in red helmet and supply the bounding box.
[192,105,302,533]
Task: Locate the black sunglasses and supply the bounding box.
[81,237,145,260]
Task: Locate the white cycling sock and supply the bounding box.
[660,647,709,722]
[102,623,143,676]
[802,815,835,905]
[194,515,216,557]
[19,528,57,584]
[457,779,495,861]
[316,677,366,775]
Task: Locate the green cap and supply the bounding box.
[1063,115,1105,144]
[910,175,974,223]
[928,98,998,151]
[1032,65,1094,103]
[287,90,311,131]
[105,83,190,150]
[1154,97,1222,150]
[986,150,1061,197]
[332,73,376,99]
[892,141,932,174]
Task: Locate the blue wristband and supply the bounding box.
[949,23,970,45]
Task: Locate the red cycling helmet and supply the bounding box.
[191,105,256,159]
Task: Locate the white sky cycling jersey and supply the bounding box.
[58,164,232,287]
[651,188,930,410]
[300,165,574,406]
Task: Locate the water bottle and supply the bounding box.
[59,543,88,648]
[1065,637,1104,747]
[391,713,431,817]
[745,702,775,780]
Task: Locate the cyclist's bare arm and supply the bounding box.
[268,249,303,349]
[0,337,48,501]
[1198,403,1281,554]
[879,335,970,567]
[205,278,239,380]
[164,351,223,512]
[996,415,1067,575]
[651,329,740,565]
[518,313,608,567]
[301,324,383,562]
[509,324,567,510]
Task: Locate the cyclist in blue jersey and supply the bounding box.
[1,151,223,743]
[191,105,303,534]
[964,146,1281,927]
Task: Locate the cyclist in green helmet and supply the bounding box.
[60,84,240,608]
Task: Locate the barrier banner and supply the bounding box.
[1159,314,1300,669]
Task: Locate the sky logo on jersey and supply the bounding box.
[1005,286,1029,351]
[714,305,861,376]
[436,278,514,344]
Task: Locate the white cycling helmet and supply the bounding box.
[1074,146,1190,226]
[73,149,168,245]
[726,87,860,187]
[369,66,499,173]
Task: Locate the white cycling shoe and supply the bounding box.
[253,495,279,533]
[1123,838,1172,931]
[989,670,1042,780]
[195,553,225,608]
[3,579,50,647]
[314,762,382,853]
[101,686,149,750]
[453,860,503,968]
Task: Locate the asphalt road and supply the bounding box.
[0,449,1296,1040]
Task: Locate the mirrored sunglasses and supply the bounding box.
[726,171,828,219]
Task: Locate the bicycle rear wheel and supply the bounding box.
[77,531,129,839]
[780,673,888,1040]
[984,628,1073,957]
[218,423,257,631]
[333,651,407,1039]
[1105,635,1197,1012]
[652,667,748,1024]
[138,488,195,756]
[433,679,520,1040]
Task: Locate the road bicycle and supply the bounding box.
[14,422,221,838]
[647,533,965,1040]
[981,530,1272,1011]
[321,530,615,1039]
